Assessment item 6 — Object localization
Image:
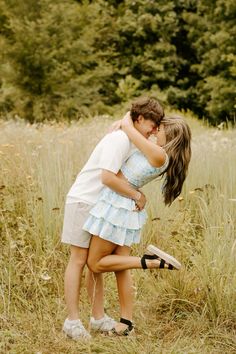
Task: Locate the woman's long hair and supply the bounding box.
[160,115,192,206]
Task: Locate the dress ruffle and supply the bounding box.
[82,188,147,246]
[97,188,135,211]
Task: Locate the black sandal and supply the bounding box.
[141,244,181,270]
[108,318,134,336]
[141,254,174,270]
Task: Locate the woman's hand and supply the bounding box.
[108,112,133,134]
[134,191,146,211]
[121,111,134,130]
[108,120,122,133]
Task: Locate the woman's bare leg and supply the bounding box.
[113,245,133,320]
[87,236,161,273]
[86,238,118,320]
[114,246,134,332]
[87,238,134,332]
[87,236,161,333]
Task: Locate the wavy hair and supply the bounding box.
[160,115,192,205]
[130,96,164,125]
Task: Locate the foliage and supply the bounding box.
[0,0,114,121]
[0,0,235,123]
[182,0,236,123]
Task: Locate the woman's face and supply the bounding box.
[155,123,166,146]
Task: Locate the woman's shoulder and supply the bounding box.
[128,149,168,171]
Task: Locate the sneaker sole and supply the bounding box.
[63,329,91,341]
[146,244,181,270]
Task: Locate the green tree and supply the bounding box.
[183,0,236,123]
[0,0,114,121]
[0,0,235,123]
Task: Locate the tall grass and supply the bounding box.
[0,116,235,354]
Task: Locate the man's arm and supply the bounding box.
[101,170,146,210]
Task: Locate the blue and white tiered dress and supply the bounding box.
[82,150,169,247]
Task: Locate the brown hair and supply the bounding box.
[160,115,192,205]
[130,97,164,125]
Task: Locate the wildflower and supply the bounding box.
[10,241,17,249]
[40,272,51,281]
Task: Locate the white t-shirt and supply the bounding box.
[66,130,136,205]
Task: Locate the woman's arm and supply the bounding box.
[101,170,146,210]
[121,113,166,168]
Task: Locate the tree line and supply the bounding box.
[0,0,235,124]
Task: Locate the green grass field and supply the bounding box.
[0,115,236,354]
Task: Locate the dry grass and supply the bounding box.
[0,115,236,354]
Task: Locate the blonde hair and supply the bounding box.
[161,115,192,205]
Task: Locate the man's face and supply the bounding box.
[134,116,157,139]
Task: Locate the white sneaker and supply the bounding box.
[90,314,116,332]
[63,318,91,340]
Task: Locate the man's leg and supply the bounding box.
[64,243,115,338]
[64,245,88,320]
[63,245,93,339]
[65,245,107,320]
[86,269,104,319]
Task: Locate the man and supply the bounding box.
[61,97,164,340]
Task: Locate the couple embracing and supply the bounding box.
[61,97,191,339]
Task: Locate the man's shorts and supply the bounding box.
[61,202,93,248]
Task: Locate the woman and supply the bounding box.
[83,113,192,335]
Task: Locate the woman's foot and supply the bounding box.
[141,244,182,270]
[108,318,134,336]
[143,257,172,269]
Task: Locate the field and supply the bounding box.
[0,115,236,354]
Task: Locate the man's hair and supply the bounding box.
[130,97,164,124]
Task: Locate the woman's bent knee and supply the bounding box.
[87,257,101,273]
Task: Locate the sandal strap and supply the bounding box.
[141,254,174,270]
[141,254,158,269]
[160,259,165,268]
[120,318,134,331]
[108,318,134,337]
